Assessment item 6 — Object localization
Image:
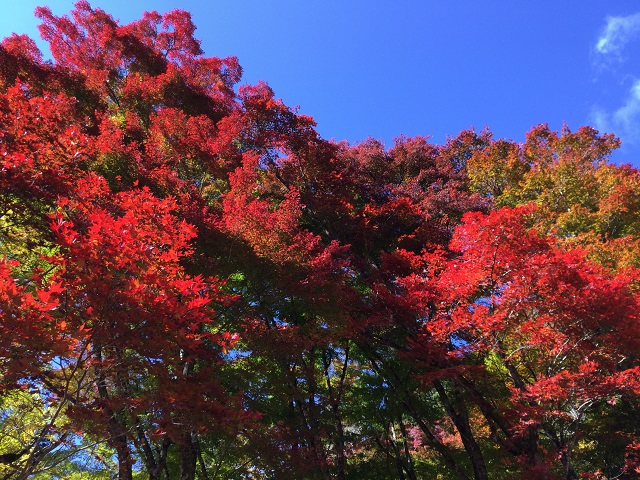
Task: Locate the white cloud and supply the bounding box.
[591,79,640,145]
[614,80,640,131]
[595,12,640,60]
[592,13,640,154]
[590,106,611,133]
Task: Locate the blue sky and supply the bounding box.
[2,1,640,166]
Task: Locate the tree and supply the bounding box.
[402,206,640,478]
[1,3,640,479]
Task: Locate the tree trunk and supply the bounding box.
[93,346,133,480]
[179,433,197,480]
[434,379,488,480]
[402,400,472,480]
[399,420,418,480]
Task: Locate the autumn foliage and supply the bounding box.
[1,3,640,479]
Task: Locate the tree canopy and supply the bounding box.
[1,3,640,479]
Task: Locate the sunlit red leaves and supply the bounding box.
[223,152,350,305]
[144,107,221,172]
[412,205,640,462]
[0,261,72,387]
[0,137,233,446]
[432,205,640,356]
[0,83,89,197]
[36,2,122,91]
[36,1,239,122]
[0,34,43,64]
[52,180,209,329]
[235,81,318,155]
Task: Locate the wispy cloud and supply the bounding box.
[595,12,640,60]
[591,12,640,147]
[591,79,640,145]
[590,106,611,133]
[614,80,640,137]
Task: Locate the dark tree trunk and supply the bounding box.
[434,379,488,480]
[179,433,197,480]
[93,346,133,480]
